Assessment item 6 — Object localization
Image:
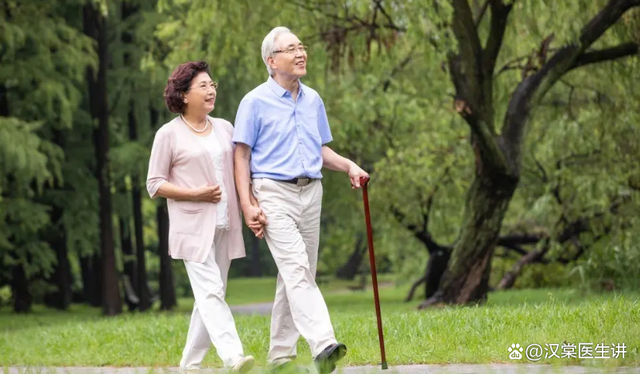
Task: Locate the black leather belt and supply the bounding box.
[278,177,317,187]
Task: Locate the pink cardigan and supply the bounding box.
[146,116,245,263]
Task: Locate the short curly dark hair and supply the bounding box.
[163,61,211,113]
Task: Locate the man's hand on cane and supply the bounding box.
[348,162,369,189]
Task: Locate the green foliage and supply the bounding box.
[572,220,640,292]
[0,0,98,287]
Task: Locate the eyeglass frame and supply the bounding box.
[190,81,218,91]
[273,45,309,54]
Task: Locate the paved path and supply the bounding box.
[230,302,273,315]
[5,365,640,374]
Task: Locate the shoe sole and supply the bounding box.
[234,358,255,374]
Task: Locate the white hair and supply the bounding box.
[261,26,292,76]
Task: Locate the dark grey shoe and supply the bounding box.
[314,343,347,374]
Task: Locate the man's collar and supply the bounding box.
[266,76,305,98]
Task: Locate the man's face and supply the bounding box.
[269,33,307,79]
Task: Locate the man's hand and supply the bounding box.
[243,204,268,238]
[348,162,369,189]
[191,184,222,203]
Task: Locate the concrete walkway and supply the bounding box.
[230,302,273,315]
[5,365,640,374]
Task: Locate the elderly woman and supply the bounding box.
[146,61,255,374]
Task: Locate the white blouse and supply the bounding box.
[195,131,229,229]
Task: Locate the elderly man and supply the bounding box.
[233,26,369,374]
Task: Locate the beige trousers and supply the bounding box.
[180,227,245,370]
[252,178,338,364]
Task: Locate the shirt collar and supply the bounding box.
[266,76,305,98]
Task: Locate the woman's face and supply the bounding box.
[183,72,217,114]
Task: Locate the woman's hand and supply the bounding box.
[191,184,222,203]
[242,204,268,239]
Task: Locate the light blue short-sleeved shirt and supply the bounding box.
[232,76,333,180]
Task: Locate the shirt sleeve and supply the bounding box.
[317,97,333,145]
[232,97,258,148]
[146,127,172,198]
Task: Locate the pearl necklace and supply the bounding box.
[181,115,209,133]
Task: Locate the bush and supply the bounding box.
[571,229,640,292]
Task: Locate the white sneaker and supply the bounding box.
[230,355,256,374]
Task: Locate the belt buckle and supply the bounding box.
[296,177,310,187]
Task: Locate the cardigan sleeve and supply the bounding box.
[146,127,173,198]
[223,119,236,150]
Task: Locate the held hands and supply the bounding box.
[243,204,268,239]
[192,184,222,203]
[348,162,369,189]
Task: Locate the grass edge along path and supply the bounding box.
[1,282,638,369]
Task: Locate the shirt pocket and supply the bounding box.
[174,203,205,236]
[260,114,285,138]
[304,112,322,141]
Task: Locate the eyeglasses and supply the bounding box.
[192,81,218,91]
[273,45,308,54]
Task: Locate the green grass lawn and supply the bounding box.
[1,277,638,370]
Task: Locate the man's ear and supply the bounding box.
[267,56,277,70]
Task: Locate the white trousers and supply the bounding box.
[252,178,337,364]
[180,227,244,370]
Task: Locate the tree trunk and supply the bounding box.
[424,247,452,300]
[121,0,152,312]
[83,2,122,316]
[404,274,426,302]
[44,204,72,310]
[420,171,517,308]
[129,109,152,311]
[80,254,102,307]
[157,202,176,310]
[11,265,32,313]
[336,233,367,280]
[404,247,451,302]
[119,216,139,310]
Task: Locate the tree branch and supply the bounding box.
[373,0,403,32]
[483,0,513,79]
[390,206,450,254]
[570,42,639,71]
[449,0,513,175]
[499,243,529,256]
[474,0,490,26]
[500,0,640,174]
[450,0,483,108]
[497,234,543,247]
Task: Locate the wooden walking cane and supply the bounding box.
[359,176,388,370]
